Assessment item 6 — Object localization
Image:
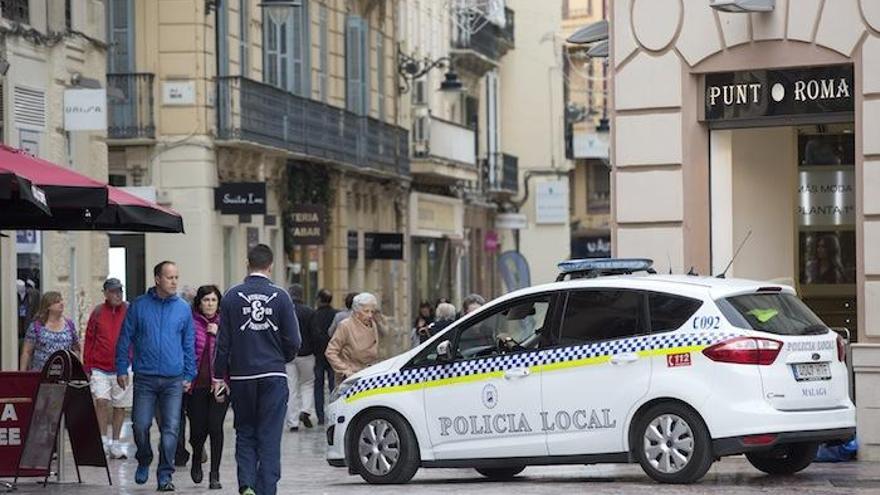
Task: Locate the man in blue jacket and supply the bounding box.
[116,261,195,492]
[213,244,300,495]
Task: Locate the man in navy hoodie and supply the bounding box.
[116,261,196,492]
[213,244,300,495]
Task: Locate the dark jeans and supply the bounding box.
[187,387,229,475]
[314,357,335,424]
[132,374,184,485]
[230,376,288,495]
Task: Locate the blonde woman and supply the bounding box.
[20,291,80,371]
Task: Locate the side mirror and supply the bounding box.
[436,340,453,361]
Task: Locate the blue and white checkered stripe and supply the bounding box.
[344,331,739,401]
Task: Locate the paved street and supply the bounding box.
[3,419,879,494]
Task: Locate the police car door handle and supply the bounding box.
[504,368,531,379]
[610,353,639,365]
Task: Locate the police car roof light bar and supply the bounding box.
[556,258,655,281]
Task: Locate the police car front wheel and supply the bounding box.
[350,410,419,484]
[475,466,526,480]
[633,402,714,484]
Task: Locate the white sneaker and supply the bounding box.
[109,442,128,460]
[102,436,110,453]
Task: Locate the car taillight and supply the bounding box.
[837,334,846,363]
[702,337,782,365]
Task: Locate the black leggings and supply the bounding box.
[186,388,229,475]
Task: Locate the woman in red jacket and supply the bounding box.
[187,285,228,490]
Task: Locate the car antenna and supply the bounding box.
[716,229,752,279]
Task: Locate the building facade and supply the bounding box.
[563,0,611,260]
[609,0,880,458]
[1,0,109,369]
[106,0,411,354]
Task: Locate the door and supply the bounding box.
[418,294,558,460]
[542,289,651,456]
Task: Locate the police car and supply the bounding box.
[326,259,855,484]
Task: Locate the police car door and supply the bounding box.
[420,294,557,460]
[541,289,651,456]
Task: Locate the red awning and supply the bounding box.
[0,145,107,208]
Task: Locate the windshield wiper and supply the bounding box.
[798,324,830,335]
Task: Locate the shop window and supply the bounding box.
[586,161,610,214]
[1,0,29,24]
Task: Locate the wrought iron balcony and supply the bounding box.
[484,152,519,196]
[451,7,515,74]
[107,73,156,140]
[216,76,409,177]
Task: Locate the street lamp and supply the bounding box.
[398,49,464,95]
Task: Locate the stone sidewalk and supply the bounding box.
[5,420,879,494]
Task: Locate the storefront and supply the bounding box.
[410,192,465,313]
[610,1,880,458]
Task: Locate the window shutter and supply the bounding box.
[346,16,362,113]
[376,31,385,121]
[13,86,46,130]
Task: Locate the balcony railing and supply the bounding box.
[451,7,515,62]
[217,76,409,177]
[107,73,155,140]
[413,116,476,166]
[484,152,518,195]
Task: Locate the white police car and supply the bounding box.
[325,259,855,484]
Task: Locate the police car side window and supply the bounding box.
[456,296,552,359]
[559,290,644,346]
[649,293,703,333]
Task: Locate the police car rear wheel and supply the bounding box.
[745,442,818,475]
[351,411,419,484]
[634,403,713,484]
[475,466,526,480]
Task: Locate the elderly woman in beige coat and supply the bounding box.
[325,292,385,382]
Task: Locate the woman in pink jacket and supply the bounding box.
[187,285,228,490]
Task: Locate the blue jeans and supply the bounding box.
[231,376,288,495]
[314,357,335,424]
[132,374,184,485]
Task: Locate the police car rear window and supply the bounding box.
[718,293,828,336]
[649,293,703,333]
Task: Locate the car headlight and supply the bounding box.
[329,377,360,403]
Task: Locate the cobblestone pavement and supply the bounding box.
[5,420,879,494]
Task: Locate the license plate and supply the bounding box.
[793,362,831,381]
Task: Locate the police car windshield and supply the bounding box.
[718,293,828,336]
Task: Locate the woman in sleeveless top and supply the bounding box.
[20,291,80,371]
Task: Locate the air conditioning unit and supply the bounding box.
[709,0,774,13]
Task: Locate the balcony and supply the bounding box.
[484,152,519,196]
[107,73,156,141]
[411,115,478,183]
[216,76,409,177]
[451,7,515,75]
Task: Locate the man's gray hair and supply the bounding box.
[435,302,456,320]
[352,292,378,311]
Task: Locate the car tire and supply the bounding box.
[633,402,714,484]
[349,409,420,484]
[475,466,526,480]
[745,442,818,475]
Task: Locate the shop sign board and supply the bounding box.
[495,213,528,230]
[364,233,404,260]
[797,170,855,227]
[63,89,107,131]
[705,65,854,121]
[286,204,325,245]
[484,230,500,252]
[214,182,267,215]
[535,180,569,224]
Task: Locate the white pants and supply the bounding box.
[286,354,316,427]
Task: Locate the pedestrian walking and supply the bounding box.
[16,279,39,341]
[417,302,456,344]
[213,244,300,495]
[410,300,435,348]
[83,278,131,459]
[115,261,196,492]
[19,291,80,371]
[311,289,337,425]
[286,284,317,432]
[327,292,357,338]
[325,292,384,383]
[186,285,229,490]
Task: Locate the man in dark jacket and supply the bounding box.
[116,262,196,491]
[310,288,337,425]
[213,244,300,495]
[285,284,316,431]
